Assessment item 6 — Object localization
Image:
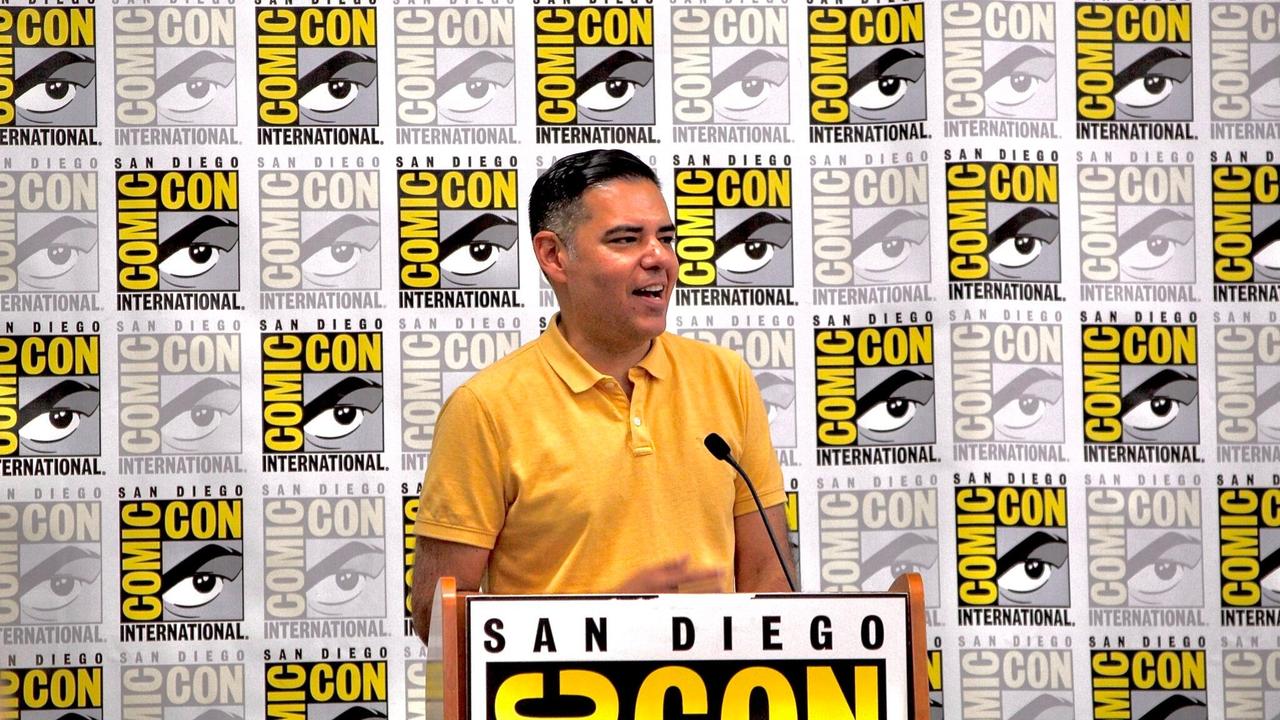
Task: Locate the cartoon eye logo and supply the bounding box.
[1121,369,1198,436]
[302,377,384,444]
[1252,56,1280,120]
[996,531,1067,601]
[710,212,791,282]
[299,51,377,120]
[20,546,100,621]
[1125,531,1200,604]
[1257,382,1280,444]
[440,213,518,285]
[158,215,239,286]
[1260,549,1280,605]
[437,50,514,123]
[852,209,929,283]
[856,369,934,440]
[1117,209,1193,282]
[987,207,1059,278]
[156,51,235,123]
[860,532,938,590]
[14,51,96,121]
[848,47,924,118]
[161,544,243,617]
[757,372,796,426]
[330,708,389,720]
[305,541,384,615]
[1251,218,1280,282]
[983,47,1055,117]
[1005,694,1073,720]
[301,214,379,287]
[159,378,241,452]
[18,380,99,449]
[1114,47,1191,118]
[17,216,97,290]
[992,368,1063,441]
[711,49,788,121]
[575,50,653,118]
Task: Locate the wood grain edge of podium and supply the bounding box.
[426,573,931,720]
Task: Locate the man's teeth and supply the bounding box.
[636,285,664,296]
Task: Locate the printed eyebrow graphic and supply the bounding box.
[995,531,1067,579]
[51,714,98,720]
[848,47,925,93]
[437,50,514,94]
[301,377,384,426]
[855,369,934,421]
[1120,369,1198,416]
[1251,217,1280,258]
[156,50,235,96]
[1134,694,1206,720]
[15,51,96,97]
[711,49,788,95]
[852,209,928,257]
[757,371,796,409]
[19,546,100,597]
[158,215,239,262]
[1007,693,1073,720]
[439,213,519,259]
[713,212,792,260]
[1258,381,1280,416]
[993,368,1063,410]
[299,51,377,96]
[983,46,1056,90]
[160,544,243,594]
[859,532,938,578]
[1124,532,1200,581]
[1254,54,1280,89]
[18,216,97,264]
[18,380,100,429]
[301,214,380,263]
[192,711,245,720]
[573,50,654,98]
[303,540,384,591]
[1114,46,1192,90]
[988,208,1059,252]
[331,707,389,720]
[1117,208,1193,254]
[159,378,241,427]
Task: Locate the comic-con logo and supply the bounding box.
[397,167,520,310]
[117,329,242,473]
[263,496,386,629]
[115,168,241,311]
[1210,3,1280,138]
[946,155,1063,299]
[0,169,98,301]
[255,6,379,145]
[807,2,927,143]
[671,5,790,143]
[1081,319,1201,462]
[817,489,939,607]
[786,490,800,574]
[1219,488,1280,624]
[533,5,656,144]
[928,649,943,720]
[0,333,100,474]
[112,6,237,141]
[260,328,385,472]
[260,167,381,306]
[118,498,245,641]
[1087,488,1204,613]
[1079,157,1196,299]
[1075,2,1194,140]
[394,7,516,144]
[1216,321,1280,462]
[400,328,520,466]
[1212,162,1280,300]
[942,0,1057,138]
[951,319,1066,462]
[0,6,99,145]
[265,660,387,718]
[674,164,794,307]
[814,321,937,466]
[1091,649,1207,720]
[0,666,103,719]
[402,493,417,632]
[121,661,244,718]
[0,501,102,636]
[679,326,796,448]
[812,158,931,303]
[1223,643,1280,719]
[956,486,1071,624]
[960,647,1073,719]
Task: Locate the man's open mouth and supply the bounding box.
[634,284,665,299]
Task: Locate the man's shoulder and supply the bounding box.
[456,337,548,398]
[661,331,747,371]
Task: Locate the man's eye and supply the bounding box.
[574,51,653,116]
[997,558,1056,593]
[850,75,915,111]
[302,377,383,442]
[159,244,222,279]
[1254,240,1280,273]
[986,73,1044,107]
[716,240,780,274]
[163,572,229,609]
[989,235,1044,269]
[441,243,503,277]
[17,80,82,113]
[854,237,915,273]
[982,48,1055,112]
[19,245,90,281]
[305,541,384,614]
[578,78,640,113]
[298,52,377,116]
[304,405,371,440]
[1123,395,1185,432]
[715,77,780,113]
[996,532,1068,597]
[20,407,85,443]
[855,370,934,437]
[20,547,100,616]
[1113,47,1190,114]
[160,545,242,614]
[848,48,924,114]
[858,397,921,433]
[300,79,363,113]
[157,77,230,113]
[158,215,239,284]
[1115,74,1179,109]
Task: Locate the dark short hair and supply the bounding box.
[528,149,660,241]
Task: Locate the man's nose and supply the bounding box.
[640,236,674,266]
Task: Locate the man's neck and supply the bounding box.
[559,319,652,397]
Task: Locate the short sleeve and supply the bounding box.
[732,357,786,517]
[414,385,507,548]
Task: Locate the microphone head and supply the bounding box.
[703,433,732,461]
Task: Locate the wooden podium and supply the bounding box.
[424,574,930,720]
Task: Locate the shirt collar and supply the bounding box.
[539,315,671,393]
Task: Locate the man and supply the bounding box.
[410,149,791,644]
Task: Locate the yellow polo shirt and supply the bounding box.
[414,319,785,594]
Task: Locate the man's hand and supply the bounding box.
[614,556,724,593]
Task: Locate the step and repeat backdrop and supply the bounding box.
[0,0,1277,717]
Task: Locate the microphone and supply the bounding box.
[703,432,797,592]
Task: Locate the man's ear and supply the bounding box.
[533,229,569,285]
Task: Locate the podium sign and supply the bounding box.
[466,593,909,720]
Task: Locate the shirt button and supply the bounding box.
[633,417,642,427]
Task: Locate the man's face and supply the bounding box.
[559,178,677,354]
